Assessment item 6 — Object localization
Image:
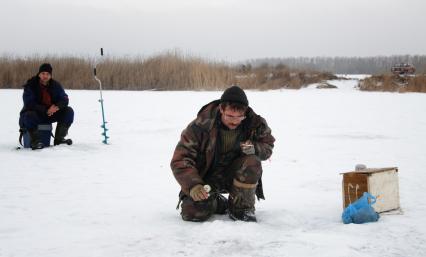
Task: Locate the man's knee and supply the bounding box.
[180,196,213,222]
[234,155,262,184]
[58,106,74,125]
[65,106,74,122]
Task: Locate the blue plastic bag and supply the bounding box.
[342,192,380,224]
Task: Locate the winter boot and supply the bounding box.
[228,179,257,222]
[54,123,72,146]
[28,128,44,150]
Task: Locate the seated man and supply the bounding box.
[171,86,275,222]
[19,63,74,150]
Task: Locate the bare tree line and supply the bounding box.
[247,55,426,74]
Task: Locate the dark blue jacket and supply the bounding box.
[20,76,69,115]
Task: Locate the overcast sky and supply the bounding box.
[1,0,425,61]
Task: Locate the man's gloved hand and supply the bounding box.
[190,184,209,201]
[240,140,255,155]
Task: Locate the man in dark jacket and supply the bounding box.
[19,63,74,150]
[171,86,275,222]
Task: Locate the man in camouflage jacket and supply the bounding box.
[171,86,275,222]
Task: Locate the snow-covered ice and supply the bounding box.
[1,76,426,257]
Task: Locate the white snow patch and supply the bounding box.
[1,87,426,257]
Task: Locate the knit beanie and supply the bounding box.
[38,63,53,74]
[220,86,248,106]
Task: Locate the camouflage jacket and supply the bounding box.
[170,100,275,199]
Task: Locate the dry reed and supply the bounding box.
[359,74,426,93]
[0,52,333,91]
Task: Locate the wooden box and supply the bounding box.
[341,167,400,213]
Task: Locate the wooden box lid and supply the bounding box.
[341,167,398,175]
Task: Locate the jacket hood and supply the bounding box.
[194,99,261,132]
[25,76,39,86]
[24,76,55,87]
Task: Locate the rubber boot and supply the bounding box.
[214,193,228,215]
[54,123,72,146]
[228,179,257,222]
[28,128,44,150]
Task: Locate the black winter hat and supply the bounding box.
[38,63,53,74]
[220,85,249,106]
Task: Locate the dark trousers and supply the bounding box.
[180,155,262,221]
[19,106,74,130]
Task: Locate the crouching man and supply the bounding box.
[19,63,74,150]
[171,86,275,222]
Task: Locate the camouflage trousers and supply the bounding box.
[180,155,262,222]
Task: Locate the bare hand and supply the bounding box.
[189,184,209,201]
[47,105,59,116]
[241,140,255,155]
